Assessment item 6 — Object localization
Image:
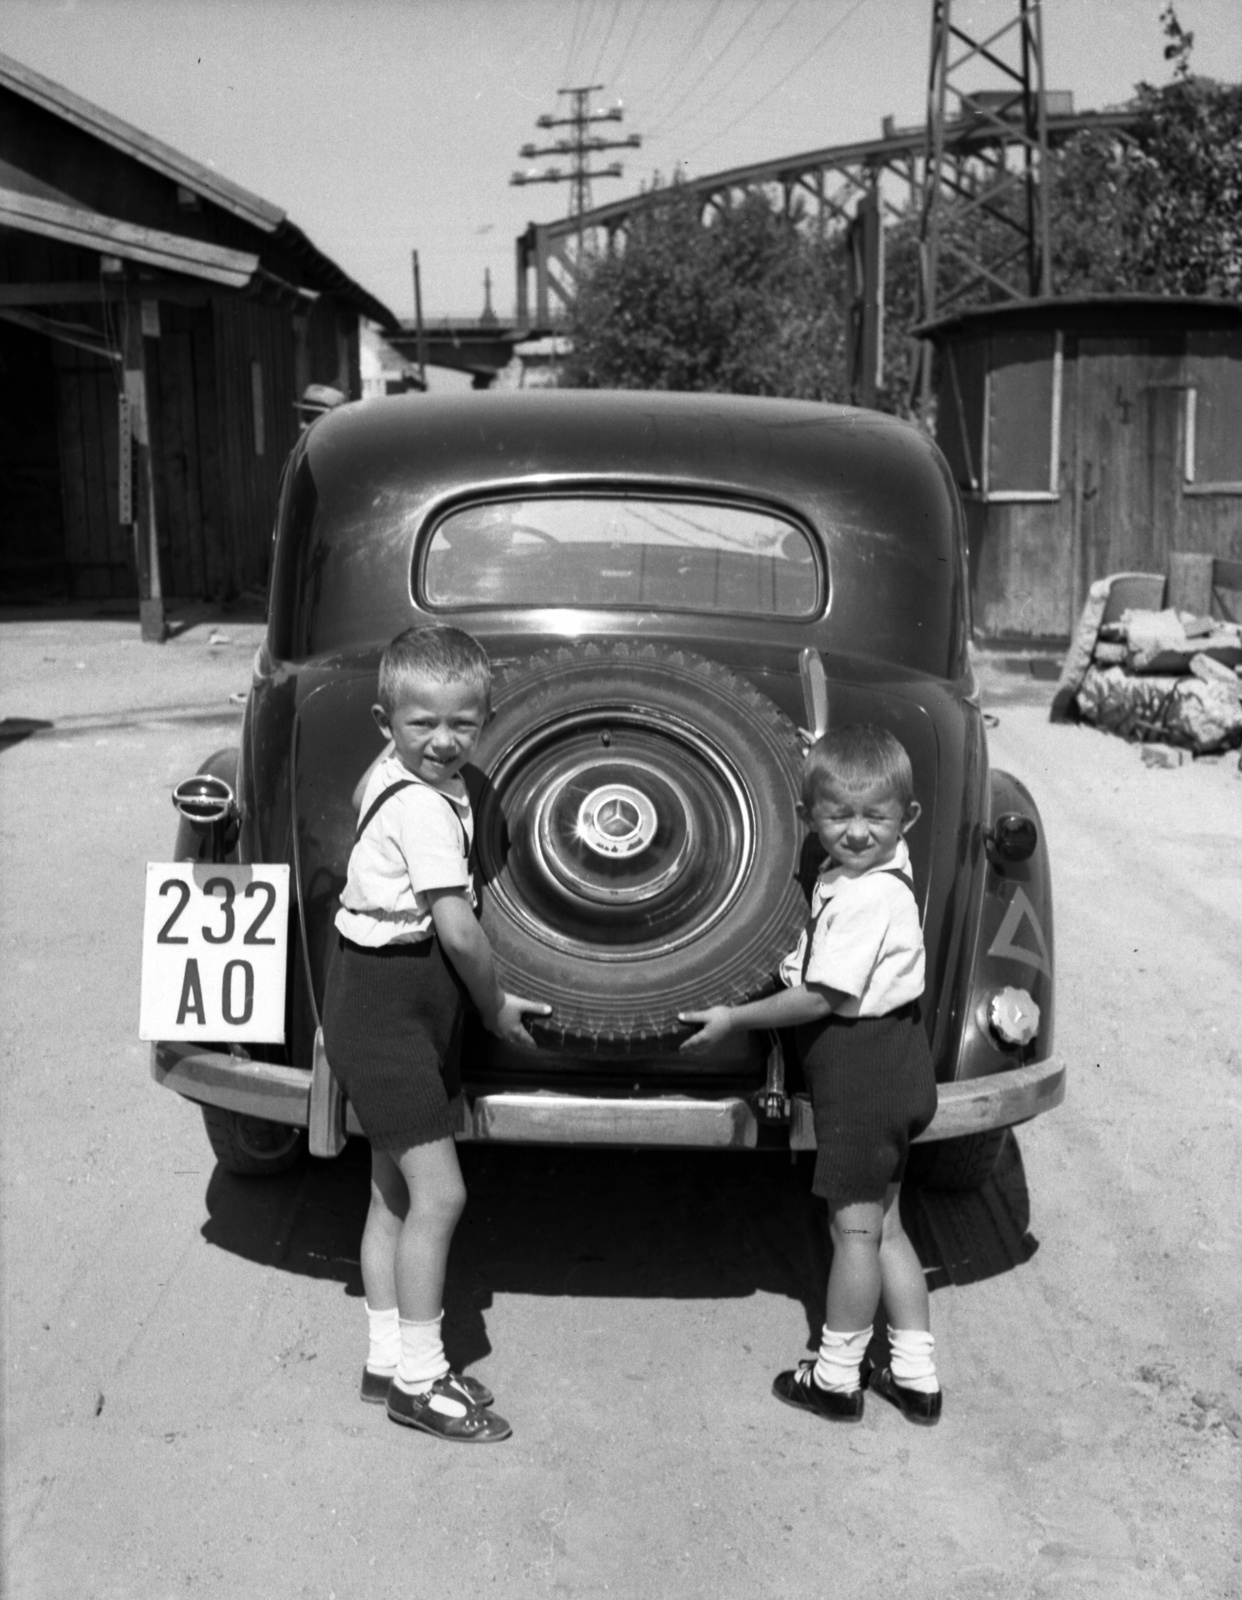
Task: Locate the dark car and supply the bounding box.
[143,390,1062,1190]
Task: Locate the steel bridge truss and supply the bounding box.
[515,101,1133,323]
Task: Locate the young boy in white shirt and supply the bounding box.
[680,725,941,1424]
[322,624,548,1442]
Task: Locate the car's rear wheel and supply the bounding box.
[472,641,806,1053]
[200,1105,306,1176]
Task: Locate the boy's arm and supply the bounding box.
[427,888,549,1048]
[678,982,848,1054]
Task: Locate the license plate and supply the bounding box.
[139,863,290,1043]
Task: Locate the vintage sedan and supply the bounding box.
[142,390,1063,1190]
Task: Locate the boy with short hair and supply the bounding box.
[680,724,941,1423]
[322,623,549,1442]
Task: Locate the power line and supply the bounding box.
[632,0,729,131]
[643,0,774,133]
[678,0,870,163]
[587,0,628,88]
[607,0,655,86]
[561,0,593,87]
[646,0,803,139]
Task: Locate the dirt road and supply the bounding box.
[2,610,1239,1600]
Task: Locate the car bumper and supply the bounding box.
[152,1043,1065,1149]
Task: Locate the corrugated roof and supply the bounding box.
[0,187,260,287]
[0,50,398,328]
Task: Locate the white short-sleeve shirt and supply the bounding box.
[778,838,924,1017]
[335,752,475,947]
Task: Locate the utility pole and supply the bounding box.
[410,250,428,390]
[511,85,641,223]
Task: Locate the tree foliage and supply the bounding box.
[1051,9,1242,298]
[564,186,849,400]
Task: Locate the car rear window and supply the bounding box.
[421,496,820,617]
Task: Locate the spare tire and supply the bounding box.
[472,641,806,1053]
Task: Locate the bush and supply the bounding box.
[565,187,849,401]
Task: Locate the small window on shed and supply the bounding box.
[1184,330,1242,493]
[983,330,1062,499]
[937,339,986,494]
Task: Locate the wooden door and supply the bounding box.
[52,342,133,599]
[149,302,225,599]
[1076,337,1183,589]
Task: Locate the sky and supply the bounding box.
[6,0,1242,325]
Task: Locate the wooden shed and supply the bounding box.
[919,296,1242,642]
[0,52,397,624]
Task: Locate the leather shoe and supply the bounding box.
[387,1374,512,1442]
[360,1366,493,1407]
[772,1360,865,1422]
[869,1365,942,1425]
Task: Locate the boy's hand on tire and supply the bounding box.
[490,993,552,1049]
[677,1006,733,1054]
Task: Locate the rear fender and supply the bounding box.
[952,768,1055,1084]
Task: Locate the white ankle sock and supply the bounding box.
[812,1326,871,1394]
[888,1326,940,1394]
[365,1302,400,1374]
[393,1313,450,1395]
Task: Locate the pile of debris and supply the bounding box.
[1052,577,1242,760]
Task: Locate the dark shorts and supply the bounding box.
[321,934,465,1153]
[795,1002,938,1208]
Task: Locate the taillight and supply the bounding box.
[172,773,237,828]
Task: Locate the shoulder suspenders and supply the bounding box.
[800,864,919,981]
[355,779,415,843]
[354,777,470,861]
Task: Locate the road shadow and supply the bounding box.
[0,716,53,749]
[201,1130,1037,1374]
[0,596,265,635]
[903,1131,1038,1290]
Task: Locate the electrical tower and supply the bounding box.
[917,0,1052,408]
[511,85,641,223]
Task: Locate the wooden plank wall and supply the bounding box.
[212,297,298,596]
[0,321,65,597]
[148,301,221,599]
[42,294,302,603]
[944,325,1242,643]
[52,338,130,599]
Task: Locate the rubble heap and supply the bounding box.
[1052,581,1242,755]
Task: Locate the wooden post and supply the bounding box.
[122,295,167,642]
[1166,552,1215,617]
[411,250,428,389]
[845,185,883,409]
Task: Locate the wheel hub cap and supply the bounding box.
[576,784,657,859]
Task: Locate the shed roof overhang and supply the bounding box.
[0,50,398,330]
[0,186,260,287]
[915,294,1242,346]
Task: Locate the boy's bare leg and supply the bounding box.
[824,1199,884,1330]
[360,1148,409,1311]
[393,1135,467,1319]
[877,1181,930,1332]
